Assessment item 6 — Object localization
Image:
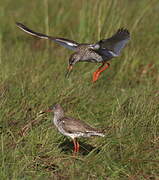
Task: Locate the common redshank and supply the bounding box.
[42,104,104,154]
[16,22,130,82]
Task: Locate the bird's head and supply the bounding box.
[65,53,81,78]
[39,104,64,115]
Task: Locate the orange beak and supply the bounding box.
[65,65,73,78]
[39,109,53,114]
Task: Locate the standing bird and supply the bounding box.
[42,104,104,154]
[16,22,130,82]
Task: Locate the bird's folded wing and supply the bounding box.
[16,22,79,50]
[96,28,130,56]
[61,117,98,134]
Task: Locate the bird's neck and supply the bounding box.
[53,111,64,126]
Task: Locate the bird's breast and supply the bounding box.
[79,50,103,63]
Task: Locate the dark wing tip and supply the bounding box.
[16,22,22,26]
[117,28,130,36]
[16,22,26,29]
[16,22,21,25]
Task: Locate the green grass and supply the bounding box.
[0,0,159,179]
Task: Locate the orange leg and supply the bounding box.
[93,63,110,82]
[73,138,77,154]
[76,141,80,153]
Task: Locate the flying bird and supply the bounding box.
[16,22,130,82]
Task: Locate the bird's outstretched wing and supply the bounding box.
[95,28,130,57]
[16,22,79,50]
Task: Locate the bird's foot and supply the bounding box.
[92,63,110,83]
[93,71,101,82]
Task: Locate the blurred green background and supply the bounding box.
[0,0,159,179]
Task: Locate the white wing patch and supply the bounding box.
[66,41,77,47]
[108,50,118,57]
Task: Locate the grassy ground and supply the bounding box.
[0,0,159,179]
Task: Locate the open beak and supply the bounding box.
[65,65,73,78]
